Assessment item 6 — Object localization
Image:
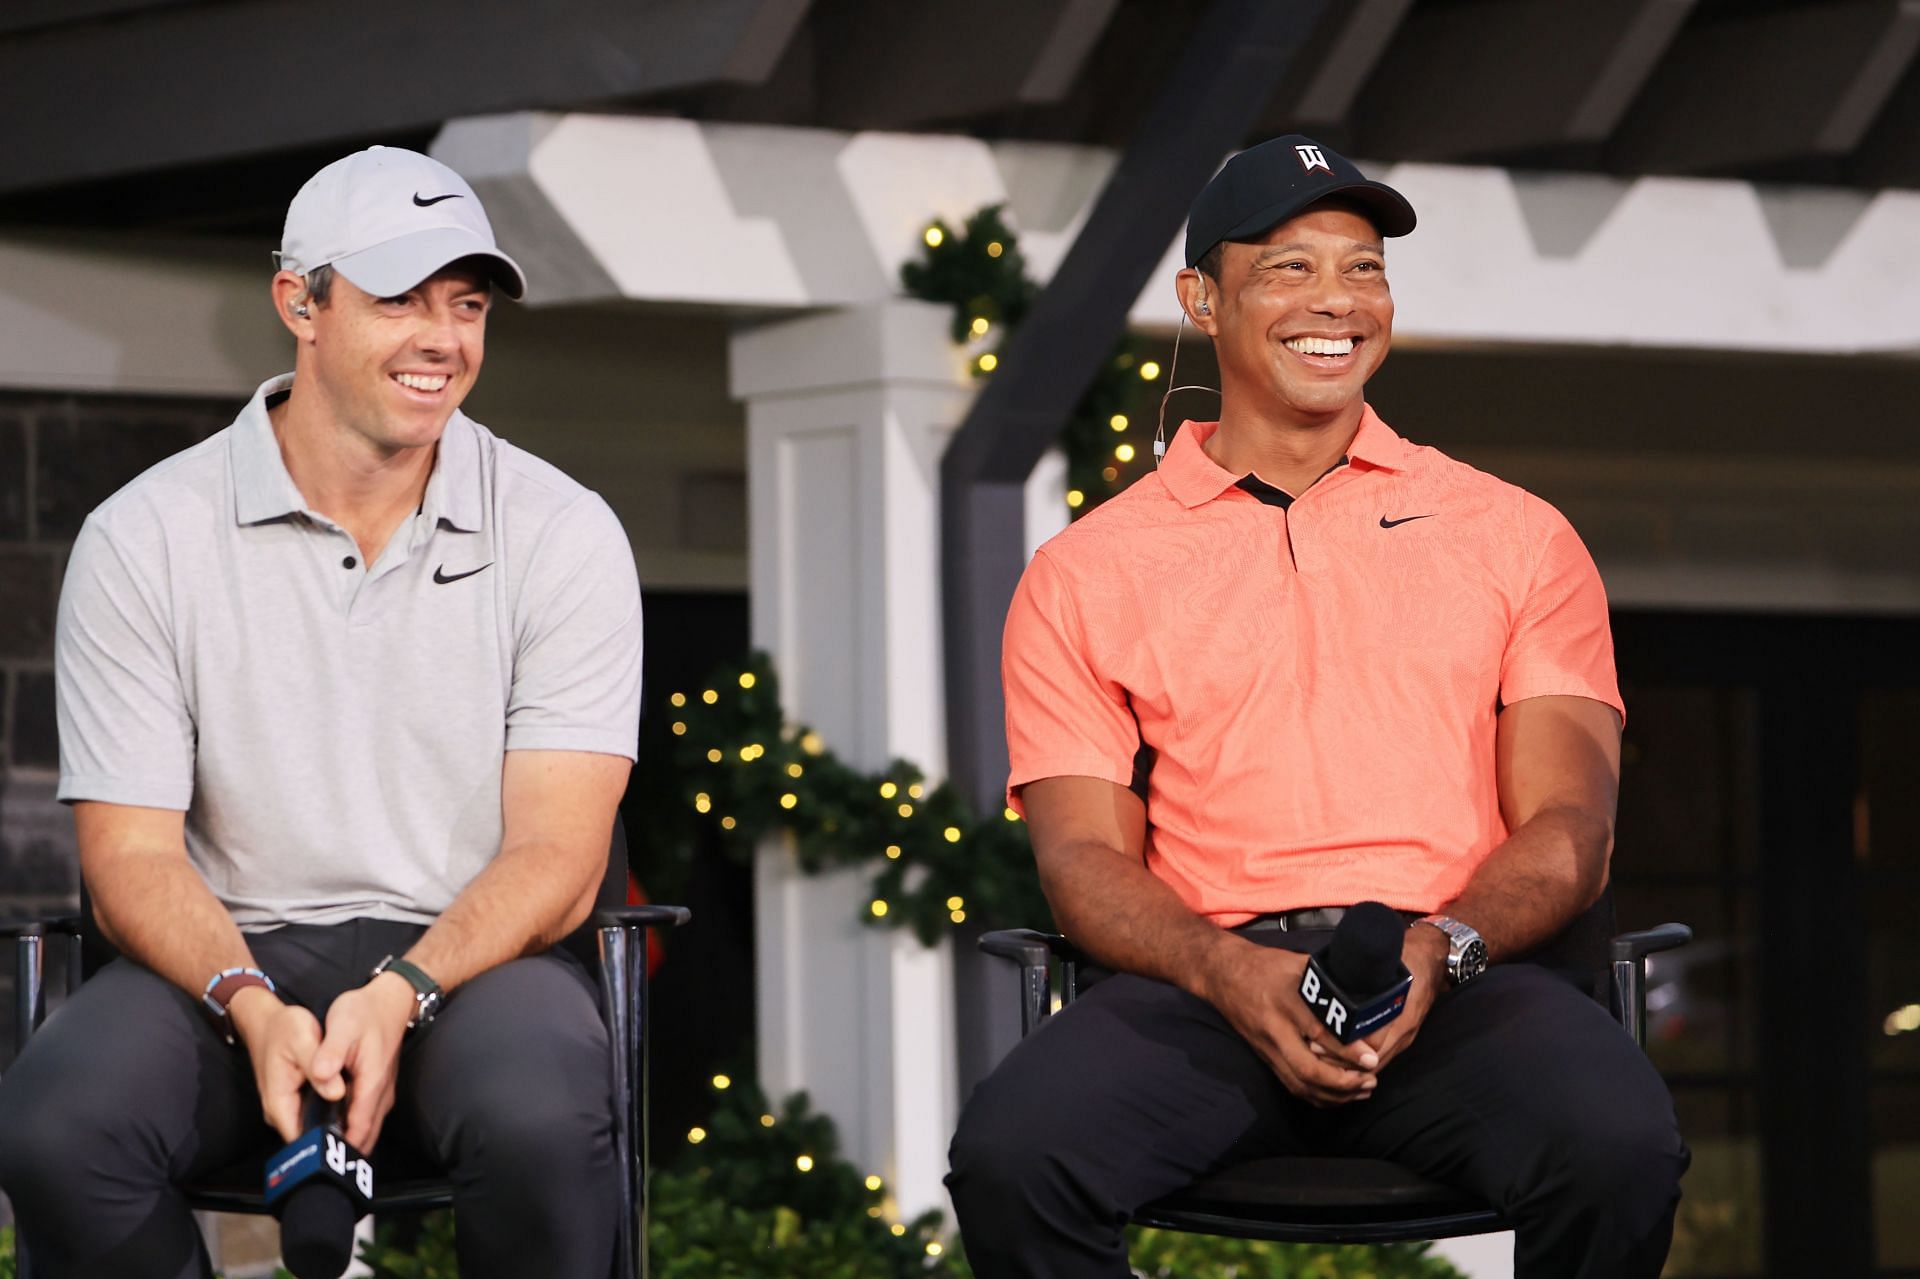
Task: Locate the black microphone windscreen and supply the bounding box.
[1326,902,1407,994]
[279,1181,357,1279]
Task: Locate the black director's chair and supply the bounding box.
[979,888,1688,1243]
[3,816,685,1279]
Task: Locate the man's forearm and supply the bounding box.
[400,839,600,995]
[87,848,260,1000]
[1442,804,1611,963]
[1038,838,1247,1005]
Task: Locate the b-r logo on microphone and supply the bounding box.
[1299,963,1350,1037]
[1295,144,1333,175]
[324,1131,375,1199]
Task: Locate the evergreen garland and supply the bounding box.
[663,653,1051,942]
[900,205,1161,515]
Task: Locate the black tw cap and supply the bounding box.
[1185,135,1416,268]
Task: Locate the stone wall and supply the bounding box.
[0,388,231,1059]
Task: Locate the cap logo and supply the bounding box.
[412,192,463,207]
[1294,144,1333,175]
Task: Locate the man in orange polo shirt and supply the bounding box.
[947,137,1686,1277]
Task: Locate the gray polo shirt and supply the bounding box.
[55,374,644,930]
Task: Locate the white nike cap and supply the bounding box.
[276,146,527,301]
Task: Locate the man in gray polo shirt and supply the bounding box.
[0,147,643,1278]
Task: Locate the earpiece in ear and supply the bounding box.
[293,303,311,318]
[1197,300,1210,314]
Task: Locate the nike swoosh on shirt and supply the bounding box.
[1379,514,1436,529]
[433,563,492,584]
[413,192,464,207]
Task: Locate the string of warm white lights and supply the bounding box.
[668,652,1052,942]
[900,203,1162,516]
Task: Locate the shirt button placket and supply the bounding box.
[337,532,365,618]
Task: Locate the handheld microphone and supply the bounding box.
[263,1088,374,1279]
[1298,902,1414,1044]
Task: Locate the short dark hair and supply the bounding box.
[303,263,335,306]
[1196,242,1224,283]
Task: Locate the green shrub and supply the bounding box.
[1123,1227,1466,1279]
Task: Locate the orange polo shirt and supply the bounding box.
[1002,407,1621,924]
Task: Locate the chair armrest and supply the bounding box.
[0,914,82,939]
[591,905,691,930]
[980,929,1084,1038]
[979,928,1088,967]
[1610,923,1691,964]
[978,928,1058,968]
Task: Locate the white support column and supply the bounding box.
[731,299,976,1222]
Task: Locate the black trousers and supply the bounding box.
[0,919,619,1279]
[947,928,1688,1279]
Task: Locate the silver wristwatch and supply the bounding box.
[1418,915,1489,987]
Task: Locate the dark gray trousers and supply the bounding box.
[947,929,1689,1279]
[0,919,618,1279]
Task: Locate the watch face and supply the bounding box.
[413,991,442,1028]
[1456,939,1490,983]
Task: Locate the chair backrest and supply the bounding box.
[76,814,633,979]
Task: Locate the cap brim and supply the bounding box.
[1199,179,1417,264]
[330,227,528,301]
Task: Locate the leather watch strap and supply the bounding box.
[371,954,444,1030]
[377,956,438,998]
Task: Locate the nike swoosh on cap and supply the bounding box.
[433,563,492,584]
[413,192,464,207]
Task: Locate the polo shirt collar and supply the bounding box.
[231,375,306,526]
[230,373,484,532]
[1158,404,1412,510]
[421,412,484,533]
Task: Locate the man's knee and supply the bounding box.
[1508,1043,1688,1237]
[948,1068,1099,1221]
[0,1042,139,1200]
[424,1035,614,1193]
[0,1068,67,1196]
[1557,1095,1687,1215]
[463,1091,615,1184]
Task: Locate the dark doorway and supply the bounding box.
[1611,611,1920,1278]
[621,590,754,1163]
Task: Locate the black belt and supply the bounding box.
[1235,906,1426,933]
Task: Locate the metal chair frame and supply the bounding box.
[979,907,1690,1245]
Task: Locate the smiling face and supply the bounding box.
[1187,204,1393,430]
[283,259,491,457]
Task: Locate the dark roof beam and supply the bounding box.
[1290,0,1416,125]
[1347,0,1696,160]
[812,0,1121,130]
[0,0,813,196]
[0,0,194,38]
[1850,60,1920,187]
[1608,0,1920,174]
[940,0,1333,814]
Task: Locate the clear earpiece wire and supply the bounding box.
[1153,310,1220,467]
